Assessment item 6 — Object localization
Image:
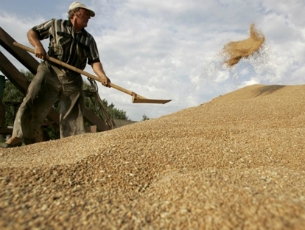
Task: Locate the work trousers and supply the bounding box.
[12,61,85,140]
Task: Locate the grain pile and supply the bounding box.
[1,84,305,229]
[223,24,265,66]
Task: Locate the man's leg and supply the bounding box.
[4,63,59,146]
[59,90,85,138]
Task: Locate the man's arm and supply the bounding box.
[27,29,46,60]
[91,62,111,87]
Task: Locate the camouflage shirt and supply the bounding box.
[32,19,100,70]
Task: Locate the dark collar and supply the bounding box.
[65,20,88,35]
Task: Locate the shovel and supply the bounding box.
[13,42,171,104]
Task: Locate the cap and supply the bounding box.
[68,2,95,17]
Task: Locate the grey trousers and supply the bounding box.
[12,62,85,140]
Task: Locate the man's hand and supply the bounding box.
[100,75,111,87]
[35,45,47,60]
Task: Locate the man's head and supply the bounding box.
[68,2,95,19]
[68,2,95,30]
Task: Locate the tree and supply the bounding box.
[2,70,29,127]
[142,114,150,121]
[83,79,130,121]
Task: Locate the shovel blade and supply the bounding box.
[132,98,171,104]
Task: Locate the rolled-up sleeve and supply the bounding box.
[32,19,54,40]
[88,37,100,65]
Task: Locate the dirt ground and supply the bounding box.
[1,84,305,229]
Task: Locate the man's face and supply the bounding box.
[75,8,91,28]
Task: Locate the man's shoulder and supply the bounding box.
[51,19,71,25]
[44,18,71,27]
[82,29,94,39]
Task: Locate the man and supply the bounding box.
[1,2,111,148]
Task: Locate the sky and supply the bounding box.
[0,0,305,121]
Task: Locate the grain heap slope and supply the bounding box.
[1,84,305,229]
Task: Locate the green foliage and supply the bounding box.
[83,80,130,121]
[103,100,129,120]
[142,114,150,121]
[2,70,31,126]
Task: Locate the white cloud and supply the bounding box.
[239,78,260,88]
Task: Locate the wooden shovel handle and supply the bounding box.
[13,42,146,99]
